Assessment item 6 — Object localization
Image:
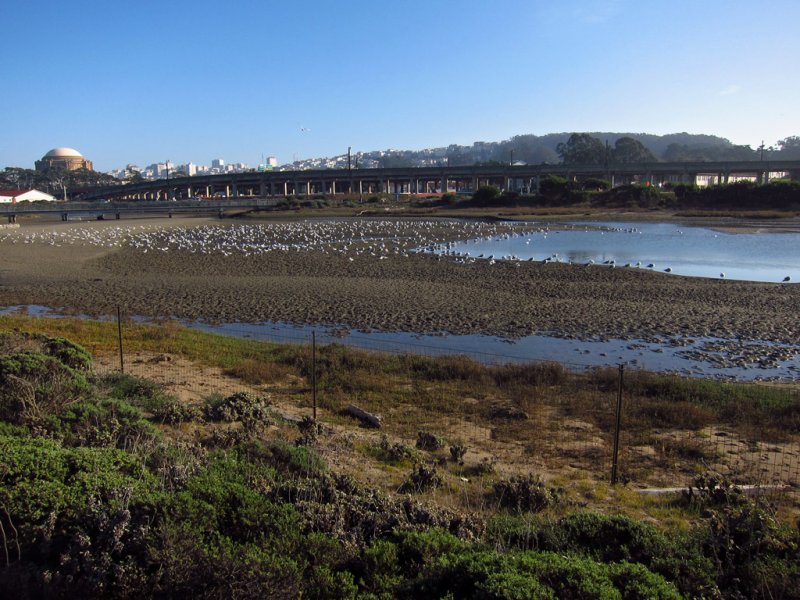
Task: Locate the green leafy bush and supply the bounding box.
[42,397,159,449]
[491,474,560,513]
[0,352,90,424]
[39,335,93,371]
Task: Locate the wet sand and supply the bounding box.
[0,216,797,345]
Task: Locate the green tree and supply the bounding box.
[612,137,657,163]
[776,136,800,159]
[556,133,605,165]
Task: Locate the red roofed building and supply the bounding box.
[0,189,57,203]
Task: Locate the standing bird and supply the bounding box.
[783,276,791,282]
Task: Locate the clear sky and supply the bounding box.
[3,0,799,172]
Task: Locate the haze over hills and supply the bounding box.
[288,131,800,171]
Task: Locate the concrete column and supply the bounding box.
[232,184,238,198]
[305,181,311,196]
[225,185,230,198]
[331,180,336,195]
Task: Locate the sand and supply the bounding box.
[0,215,797,346]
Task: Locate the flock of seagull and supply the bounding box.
[0,219,792,282]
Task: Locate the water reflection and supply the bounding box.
[443,221,799,282]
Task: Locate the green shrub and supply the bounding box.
[405,549,680,599]
[0,352,90,424]
[42,397,159,449]
[242,438,326,477]
[401,462,442,493]
[204,391,273,422]
[151,396,202,425]
[491,474,560,513]
[38,335,93,371]
[97,372,171,412]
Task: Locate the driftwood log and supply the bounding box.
[345,404,382,428]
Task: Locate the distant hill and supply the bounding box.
[290,132,797,170]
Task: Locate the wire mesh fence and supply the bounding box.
[84,308,800,499]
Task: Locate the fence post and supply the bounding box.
[116,305,124,373]
[312,330,317,420]
[611,364,624,485]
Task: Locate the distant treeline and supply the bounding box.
[459,178,800,212]
[367,133,800,168]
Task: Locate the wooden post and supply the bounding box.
[312,331,317,420]
[117,305,124,373]
[611,364,624,485]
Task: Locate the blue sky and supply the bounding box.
[3,0,799,172]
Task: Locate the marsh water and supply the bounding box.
[444,221,799,283]
[4,220,799,381]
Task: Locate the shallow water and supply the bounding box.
[5,306,799,382]
[444,221,800,283]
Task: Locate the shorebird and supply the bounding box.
[783,276,791,282]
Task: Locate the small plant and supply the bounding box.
[683,472,746,507]
[204,391,273,423]
[377,435,415,463]
[449,444,467,464]
[491,473,560,513]
[416,431,445,451]
[467,457,496,476]
[402,462,442,493]
[151,397,202,425]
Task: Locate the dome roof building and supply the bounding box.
[36,147,93,173]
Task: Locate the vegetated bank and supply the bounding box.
[0,320,798,598]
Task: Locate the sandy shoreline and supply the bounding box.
[0,216,797,349]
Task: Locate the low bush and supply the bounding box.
[416,431,445,451]
[42,397,159,450]
[0,352,90,424]
[401,462,442,493]
[204,391,273,423]
[491,474,560,513]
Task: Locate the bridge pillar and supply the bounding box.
[260,182,266,197]
[232,184,238,198]
[331,180,336,195]
[116,212,121,220]
[7,214,16,224]
[62,212,68,221]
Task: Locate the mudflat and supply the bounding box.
[0,215,797,345]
